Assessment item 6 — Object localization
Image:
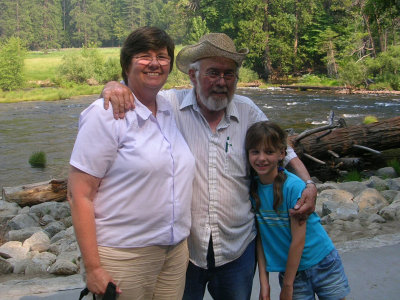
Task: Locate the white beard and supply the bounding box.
[195,75,233,111]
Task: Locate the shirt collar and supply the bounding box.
[130,92,171,121]
[179,88,240,122]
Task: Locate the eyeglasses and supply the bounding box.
[201,70,237,82]
[133,55,171,66]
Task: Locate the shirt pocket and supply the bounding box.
[224,148,247,177]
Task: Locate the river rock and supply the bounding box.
[385,178,400,191]
[365,176,389,191]
[43,221,66,238]
[25,252,57,275]
[23,231,51,252]
[0,257,13,274]
[49,258,79,275]
[13,258,30,274]
[380,190,399,204]
[368,214,386,223]
[40,214,55,226]
[353,188,388,213]
[335,203,359,221]
[48,236,78,256]
[376,167,397,178]
[336,181,367,196]
[316,182,339,193]
[318,189,354,204]
[0,241,29,260]
[6,227,42,242]
[0,200,20,217]
[7,213,39,230]
[379,199,400,221]
[30,202,71,220]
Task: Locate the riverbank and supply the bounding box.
[2,81,400,104]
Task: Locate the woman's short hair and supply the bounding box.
[120,27,175,83]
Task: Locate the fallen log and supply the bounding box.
[290,116,400,160]
[280,85,346,91]
[2,179,67,207]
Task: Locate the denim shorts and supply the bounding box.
[279,248,350,300]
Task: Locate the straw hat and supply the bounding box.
[176,33,249,74]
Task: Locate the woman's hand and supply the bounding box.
[86,266,121,295]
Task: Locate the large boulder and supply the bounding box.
[353,188,388,213]
[23,231,51,252]
[379,199,400,221]
[0,241,29,260]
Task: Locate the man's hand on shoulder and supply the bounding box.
[101,81,134,120]
[289,182,317,224]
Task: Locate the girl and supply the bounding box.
[245,121,350,300]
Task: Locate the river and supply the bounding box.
[1,88,400,191]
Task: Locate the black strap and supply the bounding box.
[79,287,95,300]
[79,282,116,300]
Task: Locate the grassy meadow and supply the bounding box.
[0,46,192,103]
[0,45,263,103]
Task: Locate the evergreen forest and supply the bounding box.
[0,0,400,90]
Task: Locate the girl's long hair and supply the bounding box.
[245,121,287,213]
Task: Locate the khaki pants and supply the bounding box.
[82,239,189,300]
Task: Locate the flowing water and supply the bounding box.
[1,89,399,190]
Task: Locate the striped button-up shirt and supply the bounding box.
[161,88,297,268]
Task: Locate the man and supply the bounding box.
[102,33,317,300]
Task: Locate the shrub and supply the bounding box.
[103,57,122,82]
[29,151,46,168]
[57,46,105,84]
[0,37,26,91]
[238,67,259,83]
[338,59,367,88]
[363,115,378,124]
[387,159,400,176]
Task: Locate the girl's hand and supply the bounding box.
[258,285,271,300]
[86,266,121,295]
[259,280,271,300]
[280,285,293,300]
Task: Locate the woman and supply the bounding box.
[68,27,195,299]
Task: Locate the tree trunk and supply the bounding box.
[2,179,67,207]
[363,14,377,57]
[290,116,400,161]
[263,0,272,81]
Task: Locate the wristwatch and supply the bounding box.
[305,179,316,186]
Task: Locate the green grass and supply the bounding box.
[340,170,363,182]
[298,74,341,86]
[29,151,46,168]
[24,48,120,83]
[0,85,102,103]
[387,159,400,176]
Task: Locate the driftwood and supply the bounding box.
[290,116,400,159]
[2,179,67,207]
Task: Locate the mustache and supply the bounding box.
[212,88,228,93]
